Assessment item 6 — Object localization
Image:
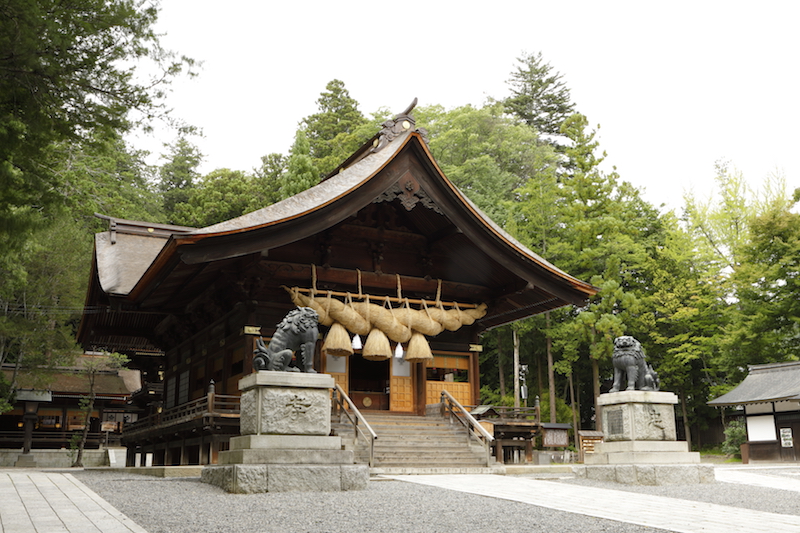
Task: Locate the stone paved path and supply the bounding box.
[387,472,800,533]
[715,466,800,492]
[0,472,146,533]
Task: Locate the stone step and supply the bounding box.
[371,448,484,457]
[371,440,478,449]
[340,435,473,447]
[363,420,454,428]
[360,428,467,442]
[370,455,487,465]
[334,413,490,468]
[370,466,504,475]
[333,427,467,440]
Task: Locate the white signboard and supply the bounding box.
[780,427,794,448]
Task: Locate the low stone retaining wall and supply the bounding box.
[573,464,716,485]
[0,447,126,468]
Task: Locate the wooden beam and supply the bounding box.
[257,260,493,302]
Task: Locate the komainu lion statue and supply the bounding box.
[253,307,319,373]
[609,335,659,392]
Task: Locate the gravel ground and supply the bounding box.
[73,471,666,533]
[72,468,800,533]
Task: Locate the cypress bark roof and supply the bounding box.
[78,105,598,353]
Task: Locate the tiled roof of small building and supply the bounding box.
[707,361,800,406]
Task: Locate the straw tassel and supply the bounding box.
[322,322,353,357]
[404,331,433,362]
[362,328,392,361]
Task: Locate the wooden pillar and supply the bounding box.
[414,362,426,416]
[209,440,220,465]
[495,440,504,464]
[470,350,480,406]
[470,330,481,407]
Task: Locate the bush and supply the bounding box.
[721,420,747,457]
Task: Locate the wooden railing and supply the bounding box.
[0,431,120,449]
[332,384,377,467]
[473,405,541,422]
[440,389,495,466]
[123,393,240,439]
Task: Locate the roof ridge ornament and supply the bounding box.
[370,98,429,153]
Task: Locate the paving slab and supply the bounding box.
[387,472,800,533]
[715,467,800,492]
[0,472,146,533]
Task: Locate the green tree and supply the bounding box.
[417,102,559,223]
[0,216,87,412]
[725,195,800,373]
[682,162,752,273]
[158,137,202,223]
[544,114,662,430]
[173,168,261,227]
[683,166,794,382]
[53,131,164,227]
[648,214,727,448]
[253,153,288,206]
[301,80,370,176]
[504,51,576,138]
[278,131,320,201]
[1,0,194,247]
[72,352,129,467]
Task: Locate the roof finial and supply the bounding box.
[395,98,418,119]
[371,98,427,153]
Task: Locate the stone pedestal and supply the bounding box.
[600,391,678,442]
[201,372,368,493]
[578,391,709,485]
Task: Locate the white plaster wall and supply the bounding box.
[774,401,800,412]
[745,403,773,415]
[746,415,777,441]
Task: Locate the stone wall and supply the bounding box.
[0,447,125,467]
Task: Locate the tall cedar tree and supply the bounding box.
[301,80,369,176]
[159,138,202,224]
[505,52,576,138]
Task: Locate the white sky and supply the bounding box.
[134,0,800,214]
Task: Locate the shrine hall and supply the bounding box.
[77,102,597,465]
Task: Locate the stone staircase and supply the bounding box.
[332,412,499,474]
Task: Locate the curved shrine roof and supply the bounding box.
[80,106,598,351]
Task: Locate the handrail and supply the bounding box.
[122,393,240,438]
[332,384,377,467]
[440,389,494,466]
